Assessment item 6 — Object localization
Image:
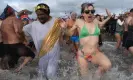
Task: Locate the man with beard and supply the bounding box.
[23,3,65,79]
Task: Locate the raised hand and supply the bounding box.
[57,18,67,28]
[106,9,111,18]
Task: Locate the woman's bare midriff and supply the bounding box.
[79,36,99,56]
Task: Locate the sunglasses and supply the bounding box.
[84,10,95,14]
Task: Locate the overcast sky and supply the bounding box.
[0,0,133,18]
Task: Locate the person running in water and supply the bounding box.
[66,3,112,79]
[115,15,124,49]
[1,6,35,72]
[66,12,79,53]
[124,9,133,69]
[122,13,129,55]
[23,3,65,79]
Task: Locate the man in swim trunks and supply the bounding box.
[66,12,79,52]
[1,6,35,72]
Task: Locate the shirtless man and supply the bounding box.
[66,12,79,53]
[1,7,35,72]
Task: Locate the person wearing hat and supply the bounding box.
[23,3,66,79]
[1,6,35,71]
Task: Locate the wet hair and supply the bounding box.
[36,3,50,15]
[95,14,100,17]
[130,8,133,12]
[70,12,77,18]
[81,2,94,13]
[70,12,77,15]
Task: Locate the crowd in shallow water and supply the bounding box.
[0,2,133,80]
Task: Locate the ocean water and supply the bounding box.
[1,41,133,80]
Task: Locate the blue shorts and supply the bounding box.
[70,36,79,43]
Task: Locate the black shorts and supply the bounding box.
[122,31,128,47]
[3,43,35,68]
[125,40,133,50]
[0,42,4,57]
[4,43,35,59]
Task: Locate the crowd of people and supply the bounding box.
[0,2,133,80]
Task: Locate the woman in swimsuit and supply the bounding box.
[67,3,112,79]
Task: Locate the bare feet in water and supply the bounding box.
[93,70,103,80]
[129,65,133,72]
[15,67,22,72]
[123,48,129,56]
[0,69,9,73]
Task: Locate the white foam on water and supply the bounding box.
[1,41,133,80]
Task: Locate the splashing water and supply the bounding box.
[1,41,133,80]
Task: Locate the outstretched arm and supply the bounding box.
[65,19,78,36]
[58,18,78,36]
[98,9,111,28]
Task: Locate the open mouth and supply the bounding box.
[88,16,92,19]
